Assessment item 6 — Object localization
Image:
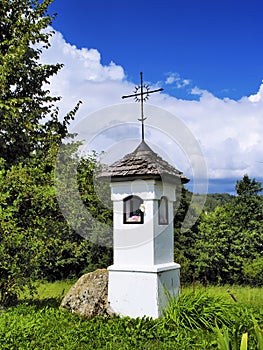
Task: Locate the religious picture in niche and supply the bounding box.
[123,195,144,224]
[158,196,168,225]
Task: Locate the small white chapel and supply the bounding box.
[98,73,189,319]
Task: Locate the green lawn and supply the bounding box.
[0,281,262,349]
[32,279,263,307]
[34,279,75,300]
[183,283,263,308]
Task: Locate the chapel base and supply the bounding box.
[107,263,180,319]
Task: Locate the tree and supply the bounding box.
[235,174,262,197]
[173,187,201,283]
[0,0,85,305]
[193,175,263,285]
[0,0,80,166]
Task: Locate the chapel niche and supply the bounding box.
[123,195,144,224]
[158,196,168,225]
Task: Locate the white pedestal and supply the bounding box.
[108,179,181,318]
[108,263,180,319]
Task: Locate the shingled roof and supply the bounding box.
[98,140,190,184]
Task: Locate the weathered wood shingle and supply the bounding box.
[98,141,189,184]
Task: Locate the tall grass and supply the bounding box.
[215,319,263,350]
[162,290,236,331]
[183,283,263,308]
[0,281,262,349]
[0,304,207,349]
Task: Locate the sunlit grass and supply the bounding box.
[35,279,75,299]
[20,279,76,302]
[182,283,263,308]
[21,280,263,308]
[2,281,263,350]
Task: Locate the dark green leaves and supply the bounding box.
[193,175,263,284]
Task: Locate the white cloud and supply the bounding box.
[153,86,263,182]
[248,81,263,102]
[165,72,190,88]
[40,29,129,119]
[41,30,124,82]
[165,76,175,85]
[41,29,263,191]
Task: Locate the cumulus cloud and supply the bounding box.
[165,72,190,88]
[153,85,263,183]
[42,30,124,82]
[248,81,263,102]
[40,29,130,119]
[41,29,263,192]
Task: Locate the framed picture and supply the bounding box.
[123,195,144,224]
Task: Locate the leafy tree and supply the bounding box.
[243,256,263,286]
[54,149,113,275]
[193,175,263,284]
[0,158,79,303]
[235,174,262,196]
[173,190,234,283]
[0,0,86,305]
[174,187,201,283]
[0,0,80,166]
[0,145,113,305]
[202,193,234,212]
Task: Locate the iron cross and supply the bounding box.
[122,72,163,141]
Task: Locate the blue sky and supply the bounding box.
[43,0,263,194]
[49,0,263,100]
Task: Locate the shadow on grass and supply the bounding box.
[17,297,62,309]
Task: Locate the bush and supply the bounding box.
[243,257,263,286]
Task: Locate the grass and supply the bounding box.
[34,279,75,299]
[0,281,263,349]
[28,280,263,307]
[0,306,216,349]
[183,283,263,308]
[162,290,235,330]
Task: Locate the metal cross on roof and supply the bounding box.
[122,72,163,141]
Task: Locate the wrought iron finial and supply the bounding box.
[122,72,163,141]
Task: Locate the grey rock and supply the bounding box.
[61,269,112,319]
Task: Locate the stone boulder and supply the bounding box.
[61,269,112,319]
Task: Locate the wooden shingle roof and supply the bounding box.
[98,141,190,184]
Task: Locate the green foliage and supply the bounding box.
[243,257,263,286]
[215,318,263,350]
[162,290,235,331]
[254,320,263,349]
[215,326,232,350]
[193,175,263,285]
[0,0,113,305]
[77,154,113,250]
[0,148,113,305]
[0,0,78,165]
[54,147,113,273]
[173,189,234,284]
[235,174,262,197]
[203,193,234,212]
[0,156,78,304]
[0,304,213,349]
[0,284,262,349]
[0,304,189,350]
[174,187,200,283]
